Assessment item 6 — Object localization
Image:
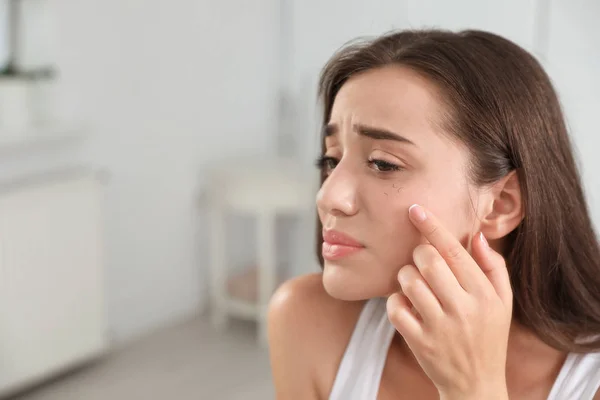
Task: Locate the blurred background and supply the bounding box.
[0,0,597,399]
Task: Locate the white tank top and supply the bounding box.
[329,297,600,400]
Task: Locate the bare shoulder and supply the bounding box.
[268,273,365,400]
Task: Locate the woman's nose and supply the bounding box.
[316,163,359,217]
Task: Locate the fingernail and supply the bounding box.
[409,204,427,222]
[480,232,489,248]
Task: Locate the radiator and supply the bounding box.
[0,169,108,397]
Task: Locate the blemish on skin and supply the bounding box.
[384,192,389,196]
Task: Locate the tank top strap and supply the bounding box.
[547,350,600,400]
[329,297,396,400]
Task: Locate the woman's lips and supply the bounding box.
[322,230,364,260]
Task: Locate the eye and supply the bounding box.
[315,155,339,175]
[368,159,401,172]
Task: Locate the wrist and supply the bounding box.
[441,393,508,400]
[439,383,509,400]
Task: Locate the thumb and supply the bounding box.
[471,232,513,307]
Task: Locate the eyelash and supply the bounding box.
[315,155,402,174]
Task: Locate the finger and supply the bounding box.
[412,244,466,308]
[386,292,422,342]
[397,265,444,322]
[408,204,488,293]
[470,232,513,308]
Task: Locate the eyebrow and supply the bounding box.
[324,123,416,145]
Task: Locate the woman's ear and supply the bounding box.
[480,170,524,240]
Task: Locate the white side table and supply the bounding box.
[206,158,314,346]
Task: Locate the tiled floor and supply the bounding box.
[10,317,274,400]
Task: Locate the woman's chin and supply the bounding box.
[322,262,377,301]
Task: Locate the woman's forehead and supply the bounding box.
[329,66,444,142]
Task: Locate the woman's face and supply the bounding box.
[317,65,483,301]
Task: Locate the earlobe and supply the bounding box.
[480,170,524,240]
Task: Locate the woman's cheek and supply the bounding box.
[376,202,420,265]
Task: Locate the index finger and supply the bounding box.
[408,204,489,293]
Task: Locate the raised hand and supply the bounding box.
[386,204,512,400]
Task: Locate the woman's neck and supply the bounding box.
[505,320,568,393]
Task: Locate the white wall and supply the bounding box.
[51,0,281,342]
[544,0,600,229]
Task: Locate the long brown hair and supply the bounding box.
[315,29,600,353]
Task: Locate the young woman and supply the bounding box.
[268,29,600,399]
